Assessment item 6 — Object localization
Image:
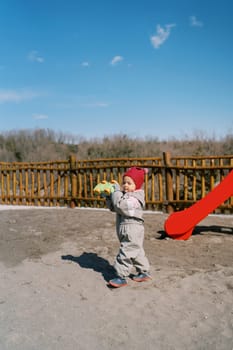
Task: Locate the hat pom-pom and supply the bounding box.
[143,168,149,174]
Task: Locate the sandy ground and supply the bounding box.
[0,206,233,350]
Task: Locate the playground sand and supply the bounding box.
[0,207,233,350]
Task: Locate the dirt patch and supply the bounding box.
[1,208,232,270]
[0,207,233,350]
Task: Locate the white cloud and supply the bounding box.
[80,102,109,108]
[81,61,90,67]
[110,55,124,66]
[150,24,176,49]
[95,102,108,107]
[190,16,203,27]
[32,114,48,120]
[0,89,38,103]
[28,50,44,63]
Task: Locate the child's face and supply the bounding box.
[122,176,136,192]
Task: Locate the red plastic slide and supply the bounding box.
[164,170,233,240]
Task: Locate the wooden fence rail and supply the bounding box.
[0,153,233,213]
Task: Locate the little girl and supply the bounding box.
[106,167,151,288]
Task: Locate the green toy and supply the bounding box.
[93,180,118,197]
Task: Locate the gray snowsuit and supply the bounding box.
[107,188,150,278]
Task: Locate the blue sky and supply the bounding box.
[0,0,232,141]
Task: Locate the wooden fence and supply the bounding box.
[0,153,233,213]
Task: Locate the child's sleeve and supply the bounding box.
[111,192,142,218]
[105,182,121,212]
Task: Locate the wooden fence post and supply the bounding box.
[69,155,77,208]
[163,152,174,213]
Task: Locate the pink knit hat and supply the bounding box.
[123,167,148,189]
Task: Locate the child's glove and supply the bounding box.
[93,180,119,197]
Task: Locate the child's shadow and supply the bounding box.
[61,252,115,282]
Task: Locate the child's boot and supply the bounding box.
[108,277,127,288]
[132,272,151,282]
